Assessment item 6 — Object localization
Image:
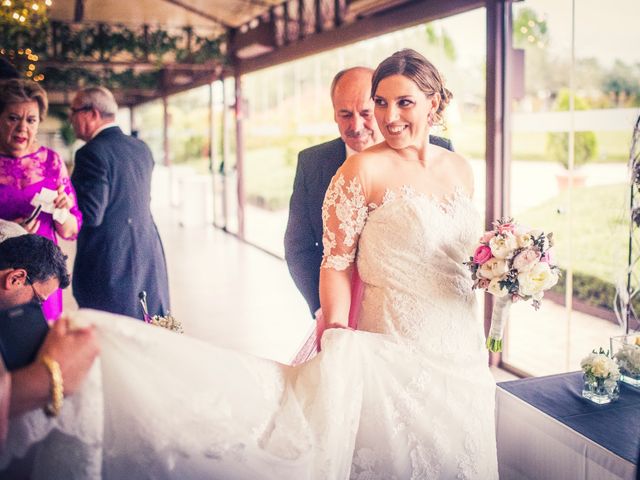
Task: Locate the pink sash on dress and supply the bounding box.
[290,267,363,366]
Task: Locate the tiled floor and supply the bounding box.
[60,220,313,365]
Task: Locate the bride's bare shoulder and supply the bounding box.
[339,145,390,176]
[432,146,474,196]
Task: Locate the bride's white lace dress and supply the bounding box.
[0,175,498,479]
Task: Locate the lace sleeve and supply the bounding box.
[320,171,369,271]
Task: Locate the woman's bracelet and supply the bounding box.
[41,355,63,417]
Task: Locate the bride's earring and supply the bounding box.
[427,111,434,127]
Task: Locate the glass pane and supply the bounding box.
[506,0,639,376]
[135,99,164,164]
[223,77,239,235]
[166,86,213,228]
[240,8,487,258]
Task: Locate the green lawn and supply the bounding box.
[512,130,631,163]
[518,183,631,284]
[244,147,298,210]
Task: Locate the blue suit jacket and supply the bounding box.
[71,126,170,319]
[284,135,454,315]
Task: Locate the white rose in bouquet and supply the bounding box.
[512,248,541,272]
[478,258,509,279]
[516,233,534,249]
[518,262,559,296]
[487,277,509,297]
[489,233,518,259]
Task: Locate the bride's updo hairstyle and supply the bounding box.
[371,48,452,126]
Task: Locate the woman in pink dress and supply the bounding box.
[0,79,82,321]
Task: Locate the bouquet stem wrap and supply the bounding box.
[487,296,511,352]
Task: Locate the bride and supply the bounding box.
[1,49,498,479]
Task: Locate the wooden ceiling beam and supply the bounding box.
[41,60,223,72]
[73,0,84,22]
[236,0,483,75]
[159,0,233,28]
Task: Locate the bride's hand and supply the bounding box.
[325,322,352,330]
[317,320,353,351]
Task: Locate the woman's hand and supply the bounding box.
[53,185,71,210]
[15,215,40,234]
[325,322,353,330]
[53,184,79,238]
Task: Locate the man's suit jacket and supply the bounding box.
[284,135,454,315]
[71,126,170,319]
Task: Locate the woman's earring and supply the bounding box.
[427,112,434,126]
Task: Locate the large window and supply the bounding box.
[504,0,640,375]
[240,9,487,256]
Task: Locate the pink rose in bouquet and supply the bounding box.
[473,245,493,265]
[465,218,560,352]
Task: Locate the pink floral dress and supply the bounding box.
[0,146,82,320]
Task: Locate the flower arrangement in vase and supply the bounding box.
[611,334,640,387]
[580,348,620,404]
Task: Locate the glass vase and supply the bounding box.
[582,374,619,404]
[610,334,640,387]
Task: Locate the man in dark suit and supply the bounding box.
[69,86,170,319]
[284,67,453,316]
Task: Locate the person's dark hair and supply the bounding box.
[371,48,452,126]
[0,78,48,120]
[0,59,19,80]
[0,235,70,288]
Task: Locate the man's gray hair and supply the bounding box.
[76,86,118,118]
[330,66,374,101]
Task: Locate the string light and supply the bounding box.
[1,0,52,26]
[1,0,51,80]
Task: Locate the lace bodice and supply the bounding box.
[321,172,484,355]
[0,146,63,188]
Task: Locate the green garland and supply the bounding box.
[1,19,226,91]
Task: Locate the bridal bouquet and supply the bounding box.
[466,218,560,352]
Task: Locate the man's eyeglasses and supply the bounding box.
[25,275,45,306]
[69,105,92,116]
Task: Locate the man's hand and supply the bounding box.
[38,316,100,396]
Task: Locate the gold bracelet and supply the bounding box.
[41,355,63,417]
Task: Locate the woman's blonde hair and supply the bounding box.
[0,78,48,120]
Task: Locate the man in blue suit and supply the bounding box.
[284,67,453,316]
[69,86,170,319]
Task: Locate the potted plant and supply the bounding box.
[546,89,598,189]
